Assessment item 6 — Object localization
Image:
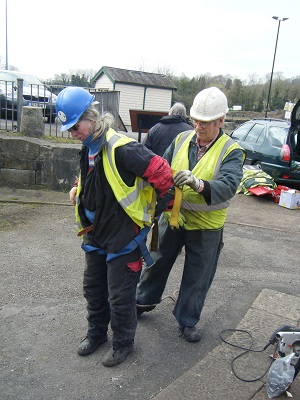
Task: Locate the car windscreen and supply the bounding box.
[0,72,42,86]
[0,72,15,82]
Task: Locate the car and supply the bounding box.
[0,70,57,123]
[0,71,29,118]
[229,100,300,187]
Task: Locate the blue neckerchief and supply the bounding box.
[83,134,100,223]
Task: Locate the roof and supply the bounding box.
[91,66,177,90]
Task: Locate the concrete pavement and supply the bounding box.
[0,187,299,399]
[153,289,300,399]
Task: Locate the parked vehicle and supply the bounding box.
[229,99,300,187]
[0,72,29,118]
[0,70,57,122]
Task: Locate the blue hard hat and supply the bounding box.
[56,87,95,131]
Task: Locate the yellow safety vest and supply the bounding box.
[170,130,245,230]
[75,129,156,234]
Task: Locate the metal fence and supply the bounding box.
[0,80,120,138]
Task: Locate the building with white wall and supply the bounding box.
[91,66,177,132]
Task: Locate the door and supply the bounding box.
[288,99,300,180]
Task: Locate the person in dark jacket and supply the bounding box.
[56,87,174,367]
[144,102,192,156]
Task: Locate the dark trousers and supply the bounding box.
[83,247,141,349]
[137,218,223,328]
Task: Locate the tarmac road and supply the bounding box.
[0,187,299,400]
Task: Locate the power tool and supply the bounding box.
[268,325,300,378]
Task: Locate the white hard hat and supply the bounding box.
[190,87,229,122]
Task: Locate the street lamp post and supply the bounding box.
[265,16,288,118]
[5,0,8,69]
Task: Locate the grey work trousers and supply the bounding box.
[137,218,224,328]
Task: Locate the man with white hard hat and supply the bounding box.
[137,87,246,342]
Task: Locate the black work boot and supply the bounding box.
[179,326,201,342]
[136,302,156,318]
[102,345,134,367]
[77,335,108,356]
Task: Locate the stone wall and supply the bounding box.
[0,135,81,191]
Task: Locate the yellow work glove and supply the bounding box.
[164,211,186,229]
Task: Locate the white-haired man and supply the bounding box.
[144,102,192,156]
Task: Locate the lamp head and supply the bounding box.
[272,16,289,22]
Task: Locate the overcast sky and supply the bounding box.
[0,0,298,83]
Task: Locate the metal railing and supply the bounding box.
[0,81,120,138]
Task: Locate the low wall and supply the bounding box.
[0,121,239,192]
[0,134,81,191]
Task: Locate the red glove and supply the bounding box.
[143,155,174,196]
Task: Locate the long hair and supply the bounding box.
[80,104,116,139]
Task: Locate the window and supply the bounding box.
[244,124,264,144]
[231,122,254,141]
[269,126,288,148]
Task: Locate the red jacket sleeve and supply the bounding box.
[142,155,174,196]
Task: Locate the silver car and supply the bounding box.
[0,70,57,122]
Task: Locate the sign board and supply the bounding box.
[129,110,168,142]
[284,102,295,112]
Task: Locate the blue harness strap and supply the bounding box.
[81,226,154,268]
[81,243,106,255]
[129,226,154,268]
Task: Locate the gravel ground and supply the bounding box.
[0,191,299,400]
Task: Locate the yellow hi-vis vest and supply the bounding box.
[170,130,245,230]
[75,129,156,233]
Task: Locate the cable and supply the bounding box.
[137,290,179,308]
[219,328,274,382]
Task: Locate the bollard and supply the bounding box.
[20,106,44,137]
